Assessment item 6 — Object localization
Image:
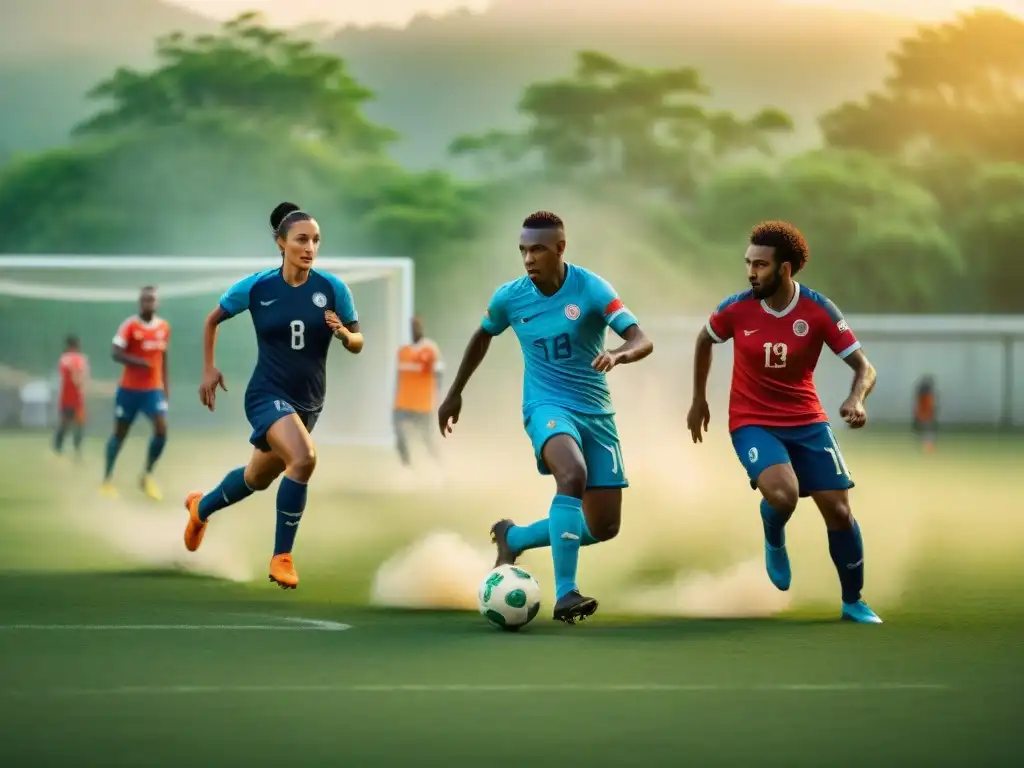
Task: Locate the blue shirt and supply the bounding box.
[481,264,638,416]
[219,267,357,413]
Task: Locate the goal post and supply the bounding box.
[0,255,414,447]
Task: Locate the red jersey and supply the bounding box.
[58,351,89,408]
[706,283,860,432]
[113,315,170,391]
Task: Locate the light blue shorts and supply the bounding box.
[524,404,628,489]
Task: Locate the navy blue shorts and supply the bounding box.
[730,422,854,497]
[245,396,320,453]
[114,388,167,424]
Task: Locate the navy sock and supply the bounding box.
[828,519,865,605]
[548,494,584,599]
[104,434,124,479]
[760,499,787,549]
[198,467,255,522]
[53,427,67,454]
[145,434,167,473]
[274,476,308,556]
[507,517,599,552]
[72,425,83,453]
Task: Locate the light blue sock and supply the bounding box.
[145,434,167,473]
[198,466,255,522]
[274,476,308,555]
[548,494,584,599]
[507,518,599,552]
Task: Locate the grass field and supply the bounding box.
[0,428,1022,766]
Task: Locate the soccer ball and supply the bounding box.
[478,564,542,631]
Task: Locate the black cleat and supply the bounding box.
[490,519,521,567]
[552,590,598,624]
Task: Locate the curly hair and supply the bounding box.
[750,220,809,275]
[522,210,564,230]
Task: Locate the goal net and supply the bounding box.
[0,255,413,447]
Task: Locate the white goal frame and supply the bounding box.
[0,255,415,447]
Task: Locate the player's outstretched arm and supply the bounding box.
[198,306,230,412]
[437,328,493,437]
[592,324,653,372]
[686,328,715,444]
[838,349,876,429]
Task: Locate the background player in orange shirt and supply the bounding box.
[393,316,443,467]
[100,286,171,500]
[53,334,89,460]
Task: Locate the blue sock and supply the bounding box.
[104,434,124,480]
[72,425,83,453]
[274,476,308,556]
[145,434,167,473]
[507,518,599,552]
[53,426,67,454]
[198,467,255,522]
[548,494,584,599]
[828,519,865,605]
[760,499,787,549]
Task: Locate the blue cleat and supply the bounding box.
[764,542,791,591]
[841,600,882,624]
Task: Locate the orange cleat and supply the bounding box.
[269,553,299,590]
[183,491,207,552]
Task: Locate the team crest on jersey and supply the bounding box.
[792,319,809,337]
[748,447,759,464]
[312,292,327,308]
[547,420,557,429]
[564,304,581,320]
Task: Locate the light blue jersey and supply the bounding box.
[481,264,638,489]
[481,264,638,416]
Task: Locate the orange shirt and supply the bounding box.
[915,392,935,422]
[395,339,443,413]
[58,351,89,407]
[113,315,170,391]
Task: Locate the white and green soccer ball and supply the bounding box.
[478,564,542,631]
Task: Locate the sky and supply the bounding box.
[173,0,1023,27]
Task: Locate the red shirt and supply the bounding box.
[58,351,89,408]
[706,283,860,432]
[113,315,170,391]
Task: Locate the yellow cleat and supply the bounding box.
[140,474,163,502]
[269,553,299,590]
[183,491,207,552]
[98,481,119,499]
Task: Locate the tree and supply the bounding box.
[821,10,1024,164]
[76,12,395,154]
[450,51,793,198]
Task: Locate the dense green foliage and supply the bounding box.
[0,8,1022,312]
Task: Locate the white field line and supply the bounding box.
[0,616,351,632]
[0,683,950,698]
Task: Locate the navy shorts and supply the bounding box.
[730,422,854,497]
[114,388,167,424]
[245,396,320,453]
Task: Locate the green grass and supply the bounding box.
[0,430,1022,766]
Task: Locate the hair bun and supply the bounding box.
[270,202,301,231]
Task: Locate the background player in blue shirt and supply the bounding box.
[437,211,654,623]
[182,202,363,589]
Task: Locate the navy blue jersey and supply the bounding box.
[219,267,357,413]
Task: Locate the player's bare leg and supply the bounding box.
[184,449,282,552]
[583,488,622,543]
[755,464,799,592]
[812,490,881,624]
[265,415,317,590]
[542,435,598,624]
[100,419,131,498]
[140,413,168,501]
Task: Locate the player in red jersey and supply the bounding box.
[687,221,881,623]
[53,334,89,460]
[100,286,171,501]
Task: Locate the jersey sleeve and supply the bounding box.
[588,275,638,336]
[480,285,511,336]
[706,297,738,343]
[324,273,358,324]
[112,318,134,348]
[819,298,860,359]
[219,273,260,318]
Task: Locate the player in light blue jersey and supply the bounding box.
[437,211,654,623]
[182,202,363,590]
